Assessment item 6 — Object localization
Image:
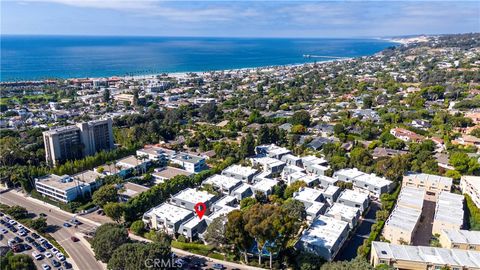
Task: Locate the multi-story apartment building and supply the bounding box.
[296,215,349,261]
[35,174,92,203]
[432,191,464,235]
[43,119,114,166]
[439,229,480,251]
[460,175,480,208]
[402,172,453,197]
[170,153,206,173]
[371,241,480,270]
[383,186,424,245]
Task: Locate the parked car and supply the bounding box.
[56,253,65,261]
[41,264,51,270]
[8,220,16,225]
[12,244,24,253]
[32,251,43,260]
[212,263,225,270]
[62,261,72,269]
[51,259,60,267]
[31,232,40,239]
[51,247,59,254]
[25,236,34,243]
[43,242,53,249]
[0,228,7,234]
[22,244,32,250]
[13,236,23,243]
[18,230,27,237]
[45,252,53,258]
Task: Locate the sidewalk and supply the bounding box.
[129,233,265,270]
[11,190,102,227]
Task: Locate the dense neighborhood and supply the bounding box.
[1,33,480,269]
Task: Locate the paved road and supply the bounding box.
[335,201,381,261]
[0,190,105,270]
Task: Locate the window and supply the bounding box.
[453,244,460,248]
[469,245,476,250]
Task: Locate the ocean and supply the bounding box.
[0,36,396,81]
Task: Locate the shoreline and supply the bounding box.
[1,57,358,84]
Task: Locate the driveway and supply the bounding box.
[335,201,381,261]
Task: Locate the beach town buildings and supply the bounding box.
[336,189,369,212]
[432,191,464,235]
[370,241,480,269]
[439,229,480,251]
[43,119,114,166]
[402,172,453,197]
[383,186,425,245]
[390,127,425,143]
[460,175,480,208]
[35,174,95,203]
[296,215,349,261]
[333,168,393,197]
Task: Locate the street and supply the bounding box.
[0,190,105,270]
[1,190,263,270]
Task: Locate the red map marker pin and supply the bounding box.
[194,202,206,219]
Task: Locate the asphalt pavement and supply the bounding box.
[0,190,105,270]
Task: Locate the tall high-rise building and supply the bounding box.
[43,119,114,166]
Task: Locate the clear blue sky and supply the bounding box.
[2,1,479,37]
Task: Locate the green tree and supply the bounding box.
[239,133,256,159]
[103,88,111,102]
[240,197,257,210]
[290,111,311,127]
[225,210,253,263]
[93,184,118,207]
[283,181,307,199]
[27,218,48,233]
[204,215,228,252]
[4,206,28,220]
[350,146,373,170]
[129,220,145,235]
[0,251,36,270]
[92,223,130,263]
[107,242,171,270]
[103,202,124,223]
[282,198,306,221]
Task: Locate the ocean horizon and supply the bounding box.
[0,35,396,81]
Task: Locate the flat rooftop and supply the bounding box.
[404,172,453,187]
[294,187,323,203]
[372,241,480,268]
[145,203,192,224]
[251,156,286,167]
[441,229,480,246]
[116,155,145,168]
[72,170,104,184]
[434,192,464,226]
[35,174,84,191]
[222,164,258,177]
[354,173,392,188]
[302,155,328,166]
[172,152,204,164]
[462,175,480,191]
[334,168,364,180]
[152,166,192,179]
[397,187,425,210]
[338,189,369,204]
[252,178,278,192]
[300,215,348,250]
[326,203,360,221]
[204,174,241,191]
[173,188,215,204]
[385,205,422,232]
[120,182,150,198]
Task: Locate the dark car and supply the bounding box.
[12,244,24,253]
[70,236,79,242]
[63,222,72,228]
[71,219,82,225]
[13,236,23,243]
[43,242,53,249]
[35,245,46,252]
[39,213,48,217]
[25,236,34,243]
[0,212,4,216]
[22,244,32,250]
[31,233,40,239]
[51,259,61,267]
[8,227,17,233]
[62,261,72,269]
[0,219,5,225]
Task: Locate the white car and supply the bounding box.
[18,230,27,237]
[56,253,65,261]
[0,228,7,234]
[41,264,51,270]
[17,224,24,229]
[51,247,59,254]
[8,220,16,225]
[32,252,42,260]
[44,252,53,258]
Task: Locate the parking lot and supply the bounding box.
[0,212,74,270]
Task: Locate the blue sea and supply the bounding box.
[0,36,396,81]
